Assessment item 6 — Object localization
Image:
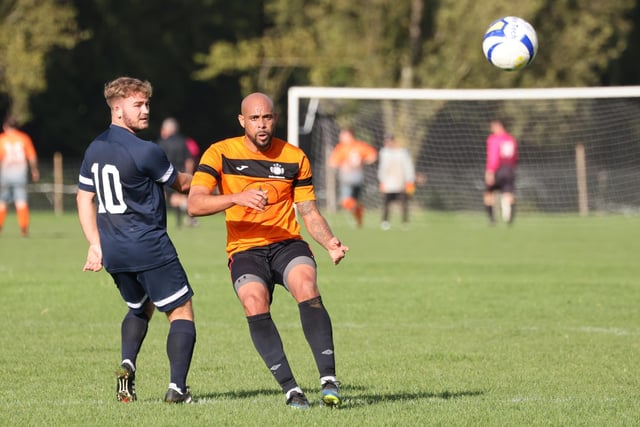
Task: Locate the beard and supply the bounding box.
[248,131,272,151]
[123,113,149,133]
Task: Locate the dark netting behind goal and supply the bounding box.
[290,87,640,215]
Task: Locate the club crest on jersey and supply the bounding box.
[269,163,285,178]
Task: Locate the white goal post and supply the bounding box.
[288,86,640,216]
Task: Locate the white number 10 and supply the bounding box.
[91,163,127,214]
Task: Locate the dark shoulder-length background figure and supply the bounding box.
[157,117,197,228]
[77,76,196,404]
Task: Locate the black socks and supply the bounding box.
[167,319,196,391]
[298,296,336,379]
[121,310,149,368]
[247,313,297,392]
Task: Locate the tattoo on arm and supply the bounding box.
[298,201,334,246]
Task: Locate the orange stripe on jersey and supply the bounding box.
[192,136,316,256]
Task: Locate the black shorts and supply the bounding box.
[383,192,408,203]
[228,239,317,297]
[486,165,516,193]
[111,258,193,314]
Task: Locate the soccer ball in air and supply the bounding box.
[482,16,538,71]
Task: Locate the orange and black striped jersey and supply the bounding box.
[192,136,316,256]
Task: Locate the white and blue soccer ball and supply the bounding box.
[482,16,538,71]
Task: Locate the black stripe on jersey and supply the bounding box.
[222,156,300,180]
[293,176,313,188]
[197,164,220,181]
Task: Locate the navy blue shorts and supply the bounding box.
[228,239,316,298]
[111,258,193,313]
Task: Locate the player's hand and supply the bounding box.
[405,182,415,196]
[327,237,349,265]
[484,171,495,186]
[83,244,103,272]
[233,188,269,211]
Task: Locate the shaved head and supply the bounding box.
[238,92,277,152]
[241,92,274,115]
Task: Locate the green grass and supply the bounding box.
[1,210,639,426]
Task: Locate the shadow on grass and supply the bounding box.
[350,389,485,406]
[197,388,283,400]
[194,385,485,409]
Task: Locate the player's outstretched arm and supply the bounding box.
[297,200,348,265]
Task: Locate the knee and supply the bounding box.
[166,299,194,322]
[238,287,271,316]
[126,309,150,322]
[483,192,494,205]
[288,280,320,303]
[143,301,156,319]
[503,193,515,203]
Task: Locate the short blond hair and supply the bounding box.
[104,77,152,107]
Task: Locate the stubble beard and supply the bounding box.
[123,113,149,133]
[250,132,272,151]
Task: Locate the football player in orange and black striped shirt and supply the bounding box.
[189,93,348,408]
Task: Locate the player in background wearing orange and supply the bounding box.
[0,116,40,237]
[188,93,348,409]
[484,119,519,225]
[329,128,377,227]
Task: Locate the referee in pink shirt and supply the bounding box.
[483,119,518,225]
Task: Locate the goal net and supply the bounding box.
[288,86,640,216]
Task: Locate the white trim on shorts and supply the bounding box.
[126,294,149,310]
[153,285,190,309]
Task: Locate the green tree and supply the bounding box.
[195,0,635,93]
[193,0,636,160]
[17,0,640,160]
[420,0,635,88]
[194,0,419,100]
[0,0,85,123]
[30,0,255,157]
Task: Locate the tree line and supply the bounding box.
[0,0,638,159]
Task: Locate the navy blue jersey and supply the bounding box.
[78,125,179,272]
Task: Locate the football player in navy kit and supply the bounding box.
[77,77,196,403]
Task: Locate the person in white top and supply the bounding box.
[377,134,415,230]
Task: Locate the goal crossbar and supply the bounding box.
[287,86,640,146]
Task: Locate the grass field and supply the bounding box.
[1,210,639,426]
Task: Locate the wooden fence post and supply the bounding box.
[53,152,63,215]
[575,143,588,216]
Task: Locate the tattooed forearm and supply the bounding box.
[298,201,334,247]
[296,200,316,216]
